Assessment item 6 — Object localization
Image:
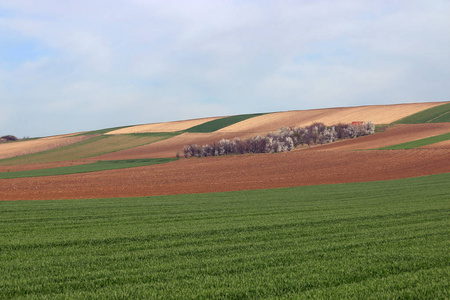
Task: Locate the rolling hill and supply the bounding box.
[0,101,448,200]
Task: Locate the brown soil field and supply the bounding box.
[218,102,446,134]
[0,134,92,160]
[420,140,450,149]
[1,147,448,201]
[105,117,223,134]
[305,123,450,151]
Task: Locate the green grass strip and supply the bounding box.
[0,158,177,179]
[0,173,449,298]
[378,132,450,150]
[394,102,450,124]
[184,113,267,133]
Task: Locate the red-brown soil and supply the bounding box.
[1,147,448,201]
[304,123,450,151]
[421,140,450,149]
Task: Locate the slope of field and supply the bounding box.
[184,113,267,133]
[395,102,450,124]
[421,140,450,149]
[0,133,178,165]
[378,132,450,150]
[306,123,450,152]
[217,102,446,134]
[1,174,448,298]
[0,158,176,179]
[0,134,91,160]
[105,117,222,134]
[94,131,261,160]
[1,146,448,201]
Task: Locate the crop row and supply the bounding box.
[1,173,448,299]
[182,121,375,157]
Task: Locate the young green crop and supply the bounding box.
[1,173,449,299]
[0,158,177,179]
[394,102,450,124]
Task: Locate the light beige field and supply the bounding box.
[0,134,92,160]
[105,116,223,134]
[217,102,445,134]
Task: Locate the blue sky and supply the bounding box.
[1,0,449,137]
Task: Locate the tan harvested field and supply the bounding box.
[105,117,223,134]
[218,102,445,133]
[0,134,92,160]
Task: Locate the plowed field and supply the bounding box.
[305,123,450,151]
[1,146,449,201]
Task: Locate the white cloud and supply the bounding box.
[1,0,449,137]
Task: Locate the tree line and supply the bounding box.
[181,121,375,158]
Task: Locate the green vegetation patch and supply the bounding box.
[0,132,180,165]
[0,158,177,179]
[394,102,450,124]
[1,173,449,299]
[378,132,450,150]
[184,113,267,133]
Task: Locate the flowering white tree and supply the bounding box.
[180,121,376,157]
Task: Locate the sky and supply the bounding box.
[1,0,449,138]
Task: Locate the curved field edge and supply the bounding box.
[0,173,448,298]
[377,132,450,150]
[184,113,267,133]
[0,133,180,165]
[394,102,450,124]
[0,158,177,179]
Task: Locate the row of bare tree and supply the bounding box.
[0,135,19,143]
[181,121,375,158]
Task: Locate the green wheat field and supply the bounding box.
[1,173,449,299]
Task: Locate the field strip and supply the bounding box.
[1,147,449,201]
[1,173,448,298]
[0,158,177,179]
[377,132,450,150]
[395,102,450,124]
[217,102,446,133]
[427,110,450,123]
[184,113,267,133]
[0,134,94,160]
[0,133,180,165]
[105,117,223,134]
